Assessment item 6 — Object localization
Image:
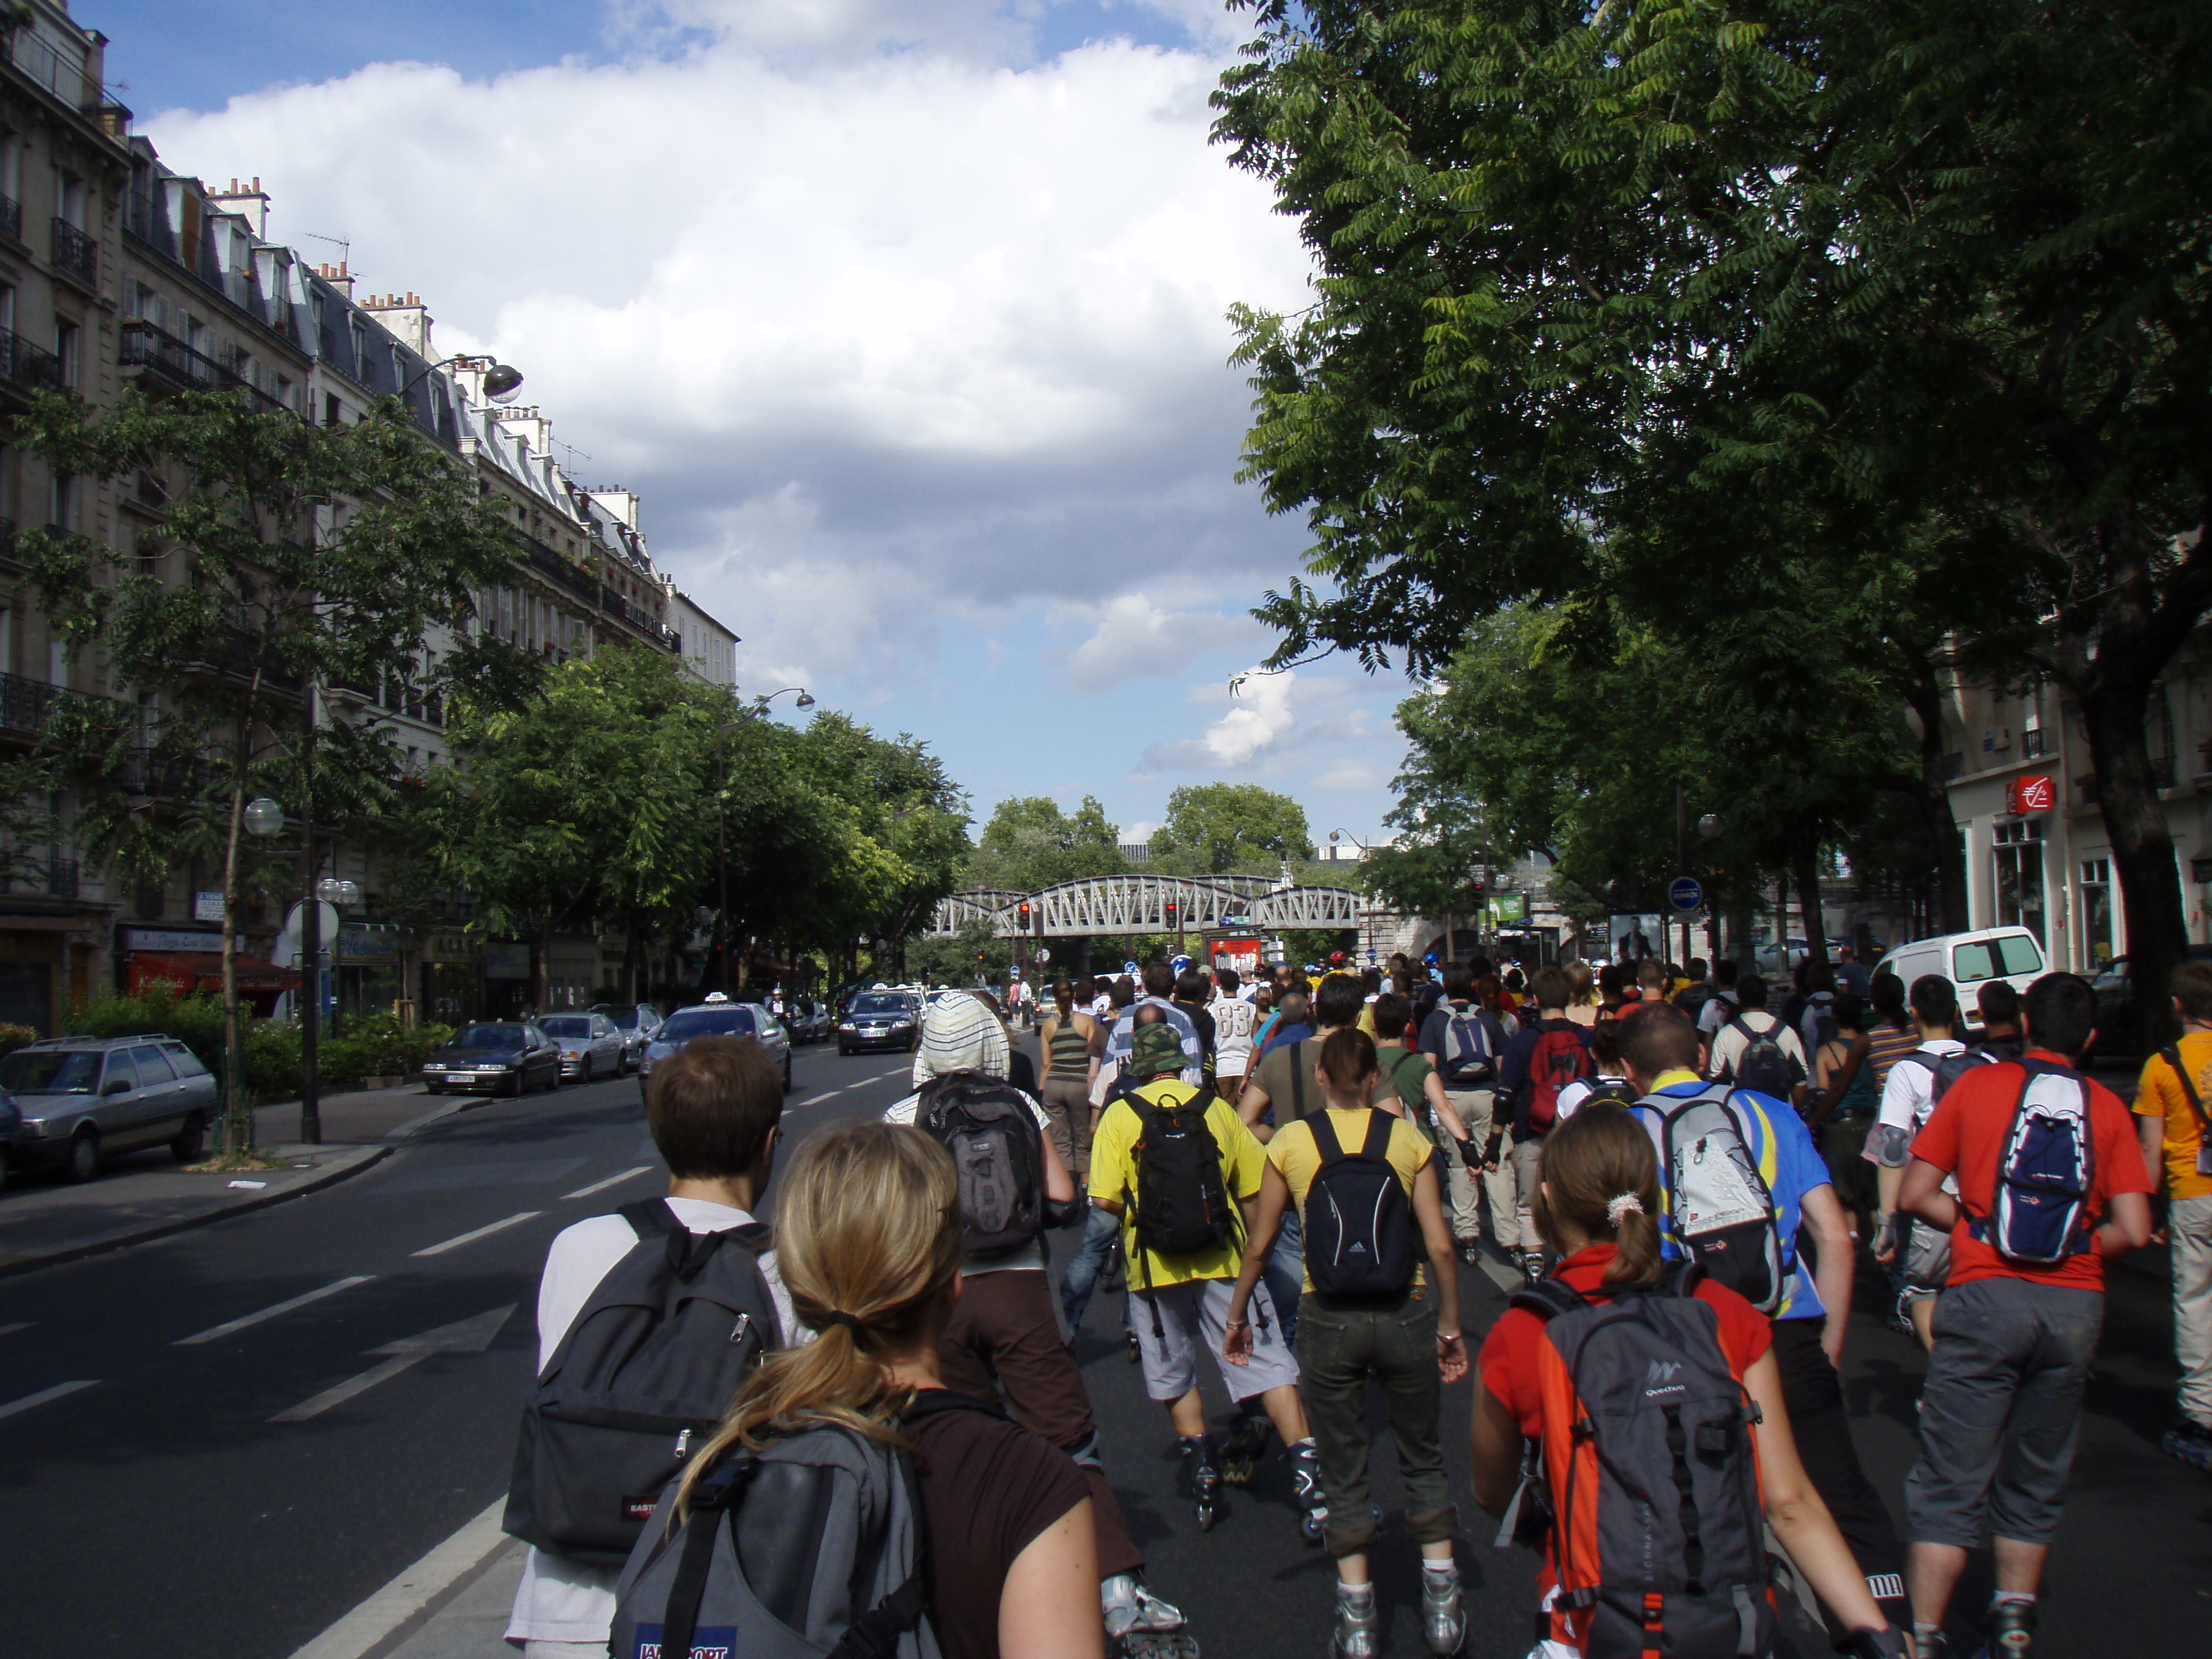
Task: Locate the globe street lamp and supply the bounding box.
[245,797,284,839]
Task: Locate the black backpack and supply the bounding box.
[1303,1110,1418,1298]
[1800,992,1840,1055]
[914,1073,1046,1257]
[506,1200,779,1562]
[1128,1084,1237,1262]
[1721,1015,1800,1100]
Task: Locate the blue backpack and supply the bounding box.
[1969,1061,2097,1266]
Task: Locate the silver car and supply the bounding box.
[638,994,793,1097]
[590,1002,664,1070]
[1,1034,220,1183]
[539,1012,626,1082]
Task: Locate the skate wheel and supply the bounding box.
[1196,1503,1218,1532]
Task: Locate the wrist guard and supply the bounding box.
[1845,1628,1910,1659]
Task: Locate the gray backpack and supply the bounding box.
[608,1397,984,1659]
[505,1200,779,1563]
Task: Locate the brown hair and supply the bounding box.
[2172,961,2212,1023]
[1316,1025,1379,1102]
[1372,990,1411,1038]
[1564,958,1595,1006]
[644,1035,783,1180]
[1530,965,1572,1010]
[1532,1104,1663,1287]
[674,1124,962,1514]
[1052,978,1074,1017]
[1619,1001,1700,1078]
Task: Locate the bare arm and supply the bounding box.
[1223,1164,1292,1359]
[1038,1123,1075,1206]
[1470,1377,1521,1516]
[2138,1110,2167,1199]
[1411,1162,1466,1380]
[1423,1066,1469,1142]
[1799,1182,1854,1370]
[1899,1156,1957,1235]
[1743,1352,1889,1638]
[1238,1079,1276,1143]
[998,1498,1104,1659]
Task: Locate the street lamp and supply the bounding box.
[711,690,816,994]
[245,797,284,839]
[397,354,523,405]
[1698,814,1724,840]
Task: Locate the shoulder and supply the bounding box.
[884,1092,921,1125]
[544,1211,644,1275]
[1268,1116,1316,1161]
[1689,1277,1775,1371]
[910,1393,1087,1501]
[1386,1115,1434,1165]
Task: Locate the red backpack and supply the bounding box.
[1524,1024,1591,1134]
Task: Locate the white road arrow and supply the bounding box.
[269,1304,516,1424]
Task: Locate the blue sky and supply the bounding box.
[103,0,1412,850]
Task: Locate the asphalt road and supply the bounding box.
[3,1035,2207,1658]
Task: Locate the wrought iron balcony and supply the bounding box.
[120,320,292,416]
[50,217,95,287]
[0,328,62,393]
[0,669,66,735]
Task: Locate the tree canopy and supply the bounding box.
[1151,782,1316,873]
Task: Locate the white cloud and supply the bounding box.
[1122,818,1156,844]
[1063,594,1257,693]
[1141,667,1298,770]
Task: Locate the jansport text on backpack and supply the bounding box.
[1524,1025,1591,1135]
[608,1394,989,1659]
[1722,1015,1799,1101]
[915,1073,1046,1257]
[507,1201,778,1562]
[1439,1006,1498,1086]
[1508,1267,1776,1659]
[1303,1111,1418,1298]
[1128,1086,1236,1260]
[1969,1063,2098,1267]
[1657,1089,1786,1314]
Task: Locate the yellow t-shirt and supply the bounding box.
[1089,1078,1266,1288]
[2134,1033,2212,1201]
[1265,1107,1434,1293]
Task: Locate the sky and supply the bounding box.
[98,0,1413,853]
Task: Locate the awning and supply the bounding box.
[128,951,301,996]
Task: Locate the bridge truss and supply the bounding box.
[928,874,1367,939]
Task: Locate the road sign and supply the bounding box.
[1035,947,1051,963]
[1668,876,1704,913]
[1124,960,1139,977]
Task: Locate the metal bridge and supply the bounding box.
[927,874,1367,939]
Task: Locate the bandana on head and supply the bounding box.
[913,994,1011,1087]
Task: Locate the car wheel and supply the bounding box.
[65,1128,100,1184]
[170,1112,207,1164]
[838,1040,850,1056]
[507,1069,525,1098]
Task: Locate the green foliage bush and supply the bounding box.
[67,989,451,1097]
[0,1021,38,1056]
[318,1012,454,1087]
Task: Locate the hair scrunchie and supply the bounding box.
[1605,1192,1645,1227]
[815,1310,866,1338]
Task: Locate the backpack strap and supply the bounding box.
[1506,1276,1588,1321]
[2159,1045,2212,1136]
[1359,1107,1395,1161]
[619,1197,681,1237]
[1288,1039,1308,1121]
[657,1455,762,1659]
[1307,1105,1345,1162]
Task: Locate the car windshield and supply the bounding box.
[0,1049,101,1092]
[853,994,912,1017]
[661,1007,755,1040]
[1953,935,2044,984]
[459,1025,529,1049]
[540,1017,591,1038]
[598,1007,642,1029]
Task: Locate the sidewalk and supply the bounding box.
[0,1083,474,1278]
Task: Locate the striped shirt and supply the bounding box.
[1863,1022,1923,1088]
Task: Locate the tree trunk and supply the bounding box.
[1907,655,1971,933]
[623,906,643,1001]
[533,904,552,1013]
[2081,683,2188,1052]
[1771,866,1788,974]
[1794,837,1831,972]
[221,759,248,1158]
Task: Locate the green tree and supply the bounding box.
[1150,782,1316,873]
[967,794,1127,892]
[15,388,515,1158]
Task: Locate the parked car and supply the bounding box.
[590,1002,664,1069]
[0,1034,219,1184]
[420,1022,563,1097]
[785,996,832,1045]
[838,990,922,1056]
[0,1085,17,1191]
[2088,945,2212,1058]
[639,993,793,1095]
[539,1012,626,1081]
[1874,928,2049,1031]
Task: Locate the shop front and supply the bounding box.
[120,924,299,1017]
[421,932,484,1026]
[335,925,403,1022]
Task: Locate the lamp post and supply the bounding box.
[716,688,814,994]
[396,354,524,405]
[317,876,361,1042]
[243,799,284,1148]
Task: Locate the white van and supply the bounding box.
[1874,927,2047,1005]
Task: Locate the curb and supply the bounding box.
[0,1141,392,1280]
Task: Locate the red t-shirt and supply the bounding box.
[1478,1244,1773,1439]
[1909,1051,2153,1291]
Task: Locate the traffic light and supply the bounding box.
[1164,899,1179,928]
[1017,901,1032,930]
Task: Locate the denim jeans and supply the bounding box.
[1265,1210,1304,1349]
[1061,1204,1122,1329]
[1294,1289,1456,1560]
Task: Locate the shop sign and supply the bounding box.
[423,933,482,963]
[338,928,398,961]
[193,892,225,922]
[1488,893,1529,925]
[2006,773,2055,814]
[124,927,222,953]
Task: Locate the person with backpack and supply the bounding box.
[1706,973,1809,1109]
[884,995,1185,1650]
[506,1036,798,1659]
[1695,956,1741,1039]
[1871,974,1971,1351]
[2134,961,2212,1472]
[1089,1021,1322,1540]
[613,1121,1105,1659]
[1172,968,1218,1086]
[1493,966,1595,1278]
[1104,962,1205,1083]
[1552,1017,1635,1121]
[1797,961,1843,1059]
[1897,973,2154,1659]
[1561,958,1599,1029]
[1416,961,1511,1262]
[1221,1027,1469,1659]
[1614,1001,1910,1642]
[1972,981,2026,1061]
[1809,991,1881,1245]
[1470,1104,1910,1659]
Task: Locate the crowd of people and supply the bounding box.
[493,940,2206,1659]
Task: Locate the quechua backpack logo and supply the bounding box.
[1524,1025,1591,1134]
[1506,1266,1775,1659]
[1656,1088,1786,1314]
[1303,1110,1418,1298]
[915,1073,1046,1257]
[506,1200,778,1562]
[1969,1062,2097,1266]
[1129,1084,1236,1260]
[1722,1016,1798,1101]
[1439,1007,1498,1085]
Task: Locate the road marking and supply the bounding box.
[284,1494,510,1659]
[0,1321,31,1338]
[1477,1256,1524,1293]
[561,1166,652,1200]
[410,1210,542,1257]
[174,1275,377,1346]
[0,1379,99,1421]
[271,1305,514,1424]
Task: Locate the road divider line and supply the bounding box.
[283,1494,510,1659]
[411,1211,542,1258]
[271,1305,514,1424]
[560,1166,652,1201]
[0,1378,99,1421]
[174,1275,377,1346]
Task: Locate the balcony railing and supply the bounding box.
[45,858,78,899]
[523,536,600,603]
[124,747,207,800]
[50,217,95,287]
[0,194,19,243]
[120,320,292,416]
[0,669,66,735]
[2022,728,2047,759]
[0,328,62,393]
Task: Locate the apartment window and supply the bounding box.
[2080,858,2114,968]
[0,283,14,338]
[0,606,12,675]
[324,392,341,428]
[47,635,66,688]
[0,130,20,210]
[53,318,77,388]
[1993,819,2049,953]
[276,374,294,410]
[48,471,72,531]
[55,171,85,230]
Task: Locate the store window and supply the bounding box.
[1994,818,2048,952]
[2080,858,2114,966]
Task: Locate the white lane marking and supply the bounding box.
[0,1379,99,1421]
[270,1305,514,1424]
[410,1210,542,1258]
[283,1495,510,1659]
[1478,1256,1524,1293]
[174,1275,377,1346]
[560,1166,652,1200]
[0,1321,31,1338]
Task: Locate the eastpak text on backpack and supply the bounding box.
[1722,1015,1799,1102]
[915,1073,1046,1257]
[1303,1110,1418,1298]
[507,1201,779,1563]
[1523,1024,1591,1136]
[1505,1265,1775,1659]
[1969,1062,2098,1267]
[1655,1087,1786,1315]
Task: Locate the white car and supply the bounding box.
[1874,927,2046,1012]
[539,1012,626,1082]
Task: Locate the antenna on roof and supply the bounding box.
[559,442,591,473]
[301,230,351,267]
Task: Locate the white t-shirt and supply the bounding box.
[1211,997,1258,1078]
[1706,1009,1808,1087]
[1877,1040,1965,1141]
[884,1087,1054,1274]
[1697,989,1740,1036]
[508,1198,799,1646]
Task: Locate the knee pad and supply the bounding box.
[1068,1429,1105,1473]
